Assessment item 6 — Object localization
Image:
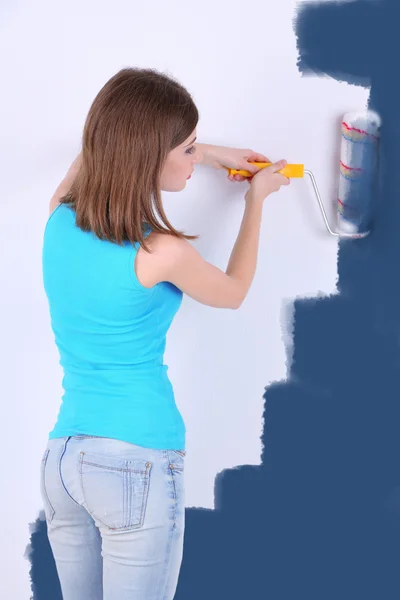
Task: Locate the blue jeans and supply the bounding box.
[40,435,186,600]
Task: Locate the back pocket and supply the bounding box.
[79,451,152,531]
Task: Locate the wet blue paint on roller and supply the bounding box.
[28,1,400,598]
[337,112,381,236]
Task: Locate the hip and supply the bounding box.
[41,435,186,531]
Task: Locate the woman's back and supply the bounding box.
[39,66,289,600]
[42,203,185,449]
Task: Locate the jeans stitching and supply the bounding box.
[171,467,177,526]
[79,453,151,531]
[168,464,181,527]
[80,460,147,474]
[139,463,151,526]
[123,463,128,529]
[172,450,186,457]
[58,437,81,508]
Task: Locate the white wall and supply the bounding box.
[1,0,369,597]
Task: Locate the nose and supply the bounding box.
[195,150,203,164]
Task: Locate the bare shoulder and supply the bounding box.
[146,231,187,251]
[135,232,192,288]
[49,196,61,215]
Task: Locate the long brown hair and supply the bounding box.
[60,67,199,251]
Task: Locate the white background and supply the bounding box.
[0,0,369,597]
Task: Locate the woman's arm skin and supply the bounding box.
[135,201,264,309]
[135,161,288,310]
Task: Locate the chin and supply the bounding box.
[161,181,187,192]
[174,181,187,192]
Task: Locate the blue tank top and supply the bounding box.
[42,203,185,449]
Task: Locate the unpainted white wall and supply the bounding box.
[0,0,369,597]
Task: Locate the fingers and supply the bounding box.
[243,162,263,176]
[268,159,287,172]
[234,155,269,179]
[247,152,271,163]
[230,159,265,181]
[267,160,290,186]
[276,173,290,186]
[228,174,247,182]
[228,159,288,183]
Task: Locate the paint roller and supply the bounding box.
[227,109,381,239]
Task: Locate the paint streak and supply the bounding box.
[340,160,363,172]
[343,121,379,140]
[26,515,62,599]
[28,1,400,599]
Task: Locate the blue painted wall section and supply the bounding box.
[28,1,400,597]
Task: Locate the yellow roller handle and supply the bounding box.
[227,162,304,178]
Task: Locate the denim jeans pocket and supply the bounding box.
[79,451,152,531]
[40,448,55,523]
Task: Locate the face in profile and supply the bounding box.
[160,129,202,192]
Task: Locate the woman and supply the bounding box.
[40,67,289,600]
